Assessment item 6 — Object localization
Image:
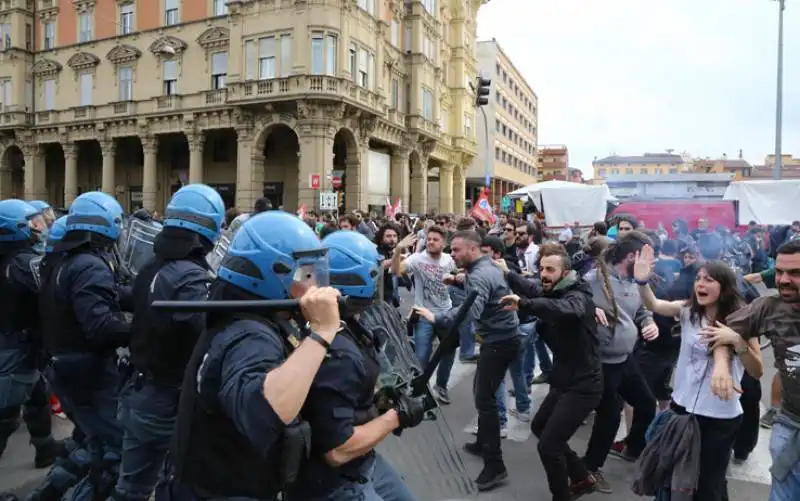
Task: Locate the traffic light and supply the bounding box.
[475,77,491,107]
[336,190,345,209]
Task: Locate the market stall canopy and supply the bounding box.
[723,179,800,225]
[508,180,617,227]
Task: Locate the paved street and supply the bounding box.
[0,289,776,500]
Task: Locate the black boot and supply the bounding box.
[32,437,65,469]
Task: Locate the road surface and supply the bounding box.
[1,289,776,500]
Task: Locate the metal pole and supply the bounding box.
[774,0,785,180]
[480,106,491,188]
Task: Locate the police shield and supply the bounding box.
[359,301,478,500]
[205,233,230,275]
[29,255,43,288]
[118,218,162,277]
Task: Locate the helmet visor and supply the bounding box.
[289,250,330,298]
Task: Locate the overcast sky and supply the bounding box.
[476,0,800,177]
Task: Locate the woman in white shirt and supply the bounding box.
[633,245,763,501]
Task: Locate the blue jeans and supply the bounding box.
[769,421,800,501]
[114,379,180,501]
[301,454,418,501]
[449,286,476,359]
[532,326,553,378]
[494,332,531,422]
[413,318,455,389]
[519,322,538,385]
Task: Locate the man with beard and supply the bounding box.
[500,244,602,501]
[375,223,401,306]
[414,230,519,492]
[723,239,800,501]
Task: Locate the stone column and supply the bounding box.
[235,125,258,210]
[142,135,158,211]
[409,160,427,214]
[297,122,334,212]
[453,164,466,214]
[23,144,47,201]
[188,131,205,184]
[63,142,78,207]
[100,139,116,196]
[438,163,454,213]
[390,146,411,213]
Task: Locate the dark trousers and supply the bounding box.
[733,372,762,459]
[673,403,741,501]
[584,357,656,470]
[474,337,521,468]
[0,375,52,444]
[532,386,602,501]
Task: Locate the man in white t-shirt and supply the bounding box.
[392,226,457,404]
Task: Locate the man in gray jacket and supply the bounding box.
[415,230,519,492]
[581,231,660,493]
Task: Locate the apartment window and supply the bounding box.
[25,23,31,50]
[367,53,374,90]
[404,82,410,113]
[464,113,472,138]
[120,3,134,35]
[211,52,227,89]
[78,12,92,43]
[119,67,133,101]
[0,80,11,109]
[163,60,178,95]
[423,35,434,60]
[79,73,92,106]
[310,34,323,75]
[165,0,179,26]
[357,49,368,87]
[43,21,55,50]
[348,44,357,80]
[244,41,256,79]
[390,78,398,109]
[0,23,11,50]
[422,88,433,120]
[357,0,375,16]
[213,0,227,16]
[422,0,435,15]
[259,37,276,79]
[440,109,448,133]
[43,79,55,110]
[280,36,291,77]
[390,19,400,47]
[325,34,336,76]
[403,25,411,52]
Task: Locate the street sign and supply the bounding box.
[319,191,337,211]
[309,173,321,190]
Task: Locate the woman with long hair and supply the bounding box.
[633,246,763,501]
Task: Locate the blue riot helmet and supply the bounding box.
[323,230,380,299]
[29,200,51,214]
[218,211,329,300]
[45,216,67,253]
[66,191,124,241]
[163,184,225,244]
[0,199,39,242]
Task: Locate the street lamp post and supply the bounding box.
[774,0,786,180]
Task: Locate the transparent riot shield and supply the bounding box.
[359,301,477,500]
[206,233,230,276]
[118,218,162,277]
[29,255,43,288]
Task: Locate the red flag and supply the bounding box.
[470,188,495,223]
[385,196,394,218]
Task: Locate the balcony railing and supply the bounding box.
[205,89,228,105]
[155,95,181,111]
[72,106,95,120]
[228,75,381,112]
[0,110,31,128]
[112,101,136,115]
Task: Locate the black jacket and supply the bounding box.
[506,271,602,391]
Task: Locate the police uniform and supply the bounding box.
[0,200,60,467]
[39,192,131,501]
[113,184,225,501]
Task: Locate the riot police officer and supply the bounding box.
[39,191,131,501]
[0,200,61,466]
[111,184,225,501]
[286,230,425,501]
[164,211,343,501]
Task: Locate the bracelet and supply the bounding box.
[306,330,331,351]
[635,279,649,286]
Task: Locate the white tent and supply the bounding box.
[723,179,800,225]
[508,180,616,227]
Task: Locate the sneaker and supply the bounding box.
[460,354,478,364]
[475,465,508,492]
[569,474,599,499]
[509,408,533,423]
[33,438,64,469]
[588,470,612,494]
[471,424,508,438]
[608,444,637,463]
[732,455,748,465]
[760,408,777,429]
[432,385,451,405]
[531,373,550,385]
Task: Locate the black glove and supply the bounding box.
[394,392,425,431]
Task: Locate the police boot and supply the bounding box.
[31,436,65,469]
